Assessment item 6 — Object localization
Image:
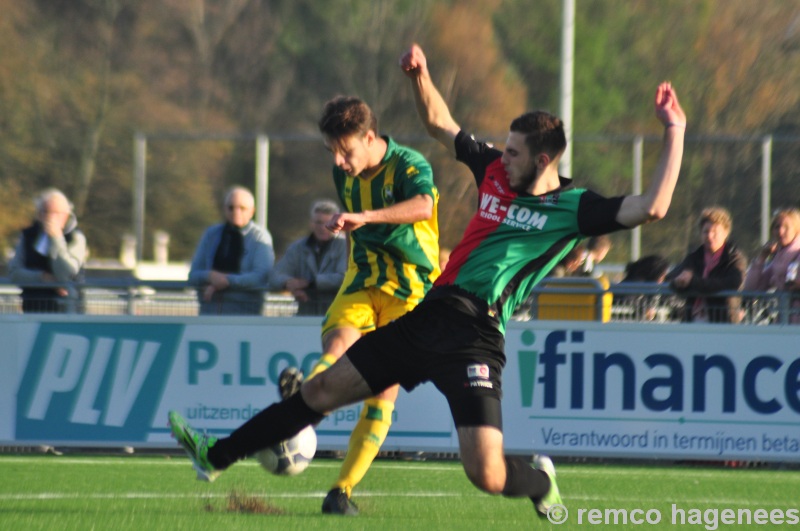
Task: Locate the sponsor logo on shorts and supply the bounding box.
[466,364,493,389]
[467,364,490,379]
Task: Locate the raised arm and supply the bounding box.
[616,82,686,228]
[399,44,461,157]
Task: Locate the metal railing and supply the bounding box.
[1,277,797,324]
[518,278,797,325]
[0,277,297,317]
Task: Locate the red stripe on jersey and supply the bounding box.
[436,159,517,286]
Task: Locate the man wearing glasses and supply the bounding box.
[188,186,275,315]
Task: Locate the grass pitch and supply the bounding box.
[1,453,798,530]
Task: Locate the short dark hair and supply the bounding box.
[318,96,378,141]
[509,111,567,160]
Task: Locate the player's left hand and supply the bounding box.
[399,43,428,78]
[654,82,686,129]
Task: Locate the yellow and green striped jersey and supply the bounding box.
[333,136,440,304]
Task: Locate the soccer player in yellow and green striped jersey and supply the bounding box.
[309,96,439,515]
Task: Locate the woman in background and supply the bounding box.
[670,206,746,323]
[744,208,800,323]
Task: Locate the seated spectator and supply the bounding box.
[577,235,611,277]
[617,254,671,321]
[8,188,87,313]
[188,186,274,315]
[744,207,800,323]
[269,199,347,315]
[669,207,746,323]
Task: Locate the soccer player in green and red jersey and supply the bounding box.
[169,43,686,519]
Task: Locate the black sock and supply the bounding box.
[501,455,551,498]
[207,393,325,469]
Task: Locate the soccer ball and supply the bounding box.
[253,425,317,476]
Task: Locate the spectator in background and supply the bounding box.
[617,254,671,321]
[669,207,746,323]
[188,186,274,315]
[744,207,800,323]
[269,199,347,315]
[9,188,87,313]
[577,235,611,277]
[547,245,585,278]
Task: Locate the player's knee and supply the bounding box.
[300,373,336,411]
[463,461,504,494]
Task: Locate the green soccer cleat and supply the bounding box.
[168,410,222,482]
[531,454,563,519]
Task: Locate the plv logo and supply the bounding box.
[16,323,182,441]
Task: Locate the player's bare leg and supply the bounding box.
[456,425,563,518]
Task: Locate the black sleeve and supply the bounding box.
[454,130,503,187]
[576,190,627,236]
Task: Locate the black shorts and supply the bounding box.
[345,296,507,430]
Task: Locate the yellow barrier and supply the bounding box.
[535,276,613,322]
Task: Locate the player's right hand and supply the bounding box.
[326,212,366,234]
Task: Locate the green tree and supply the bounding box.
[495,0,800,262]
[3,0,799,269]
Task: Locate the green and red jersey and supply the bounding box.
[433,131,625,332]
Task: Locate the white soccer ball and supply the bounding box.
[254,425,317,476]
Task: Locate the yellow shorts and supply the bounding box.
[321,286,418,338]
